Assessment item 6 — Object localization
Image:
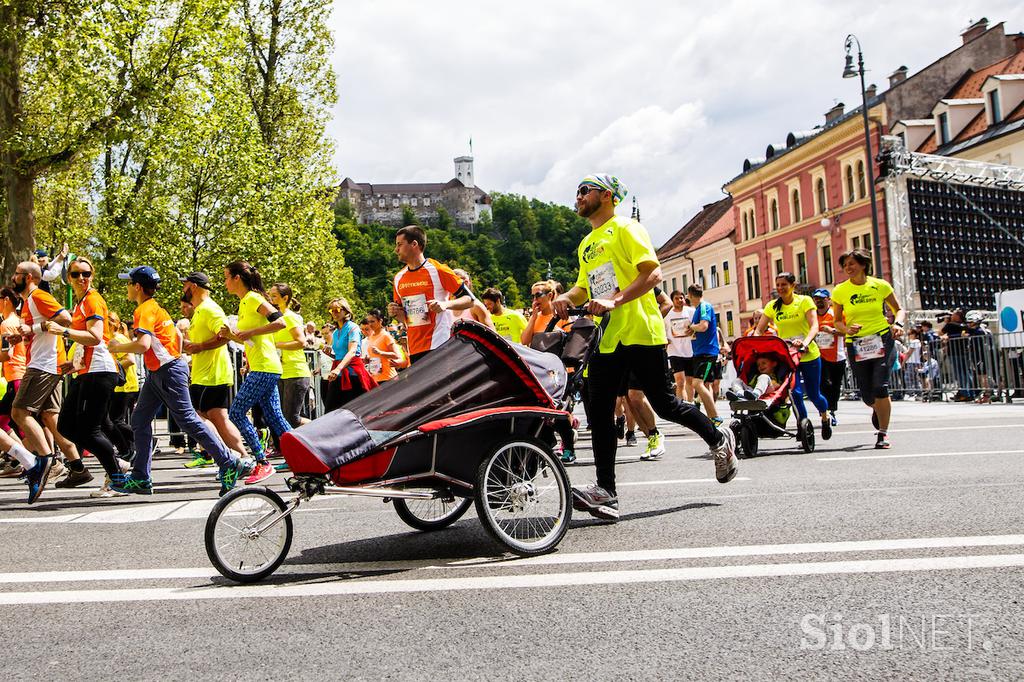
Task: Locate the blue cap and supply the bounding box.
[811,288,830,298]
[118,266,161,289]
[34,249,48,258]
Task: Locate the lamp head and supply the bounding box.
[842,53,858,79]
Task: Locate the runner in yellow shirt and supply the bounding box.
[268,283,311,429]
[481,288,528,344]
[755,272,832,440]
[552,173,737,521]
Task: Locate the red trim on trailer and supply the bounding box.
[280,431,331,474]
[419,406,568,433]
[331,448,397,485]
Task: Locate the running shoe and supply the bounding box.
[92,473,129,498]
[219,456,256,496]
[821,418,833,441]
[55,467,94,488]
[0,461,24,478]
[273,462,291,472]
[710,425,738,483]
[25,455,53,504]
[560,449,576,464]
[110,474,153,495]
[711,416,724,427]
[625,430,638,447]
[244,461,274,486]
[47,458,67,483]
[641,433,665,461]
[615,415,626,440]
[829,411,838,427]
[875,432,890,449]
[183,452,215,469]
[571,483,619,521]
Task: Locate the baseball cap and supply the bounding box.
[178,272,212,289]
[811,288,830,298]
[34,249,48,258]
[118,266,161,289]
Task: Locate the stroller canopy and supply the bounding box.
[280,321,567,472]
[730,335,800,384]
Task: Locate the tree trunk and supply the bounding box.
[3,164,35,273]
[0,3,33,278]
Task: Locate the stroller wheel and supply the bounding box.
[205,487,293,583]
[394,492,472,532]
[798,418,816,453]
[738,420,759,458]
[474,438,571,556]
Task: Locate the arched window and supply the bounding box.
[770,199,779,230]
[791,189,801,223]
[816,178,827,214]
[856,161,867,198]
[742,212,749,240]
[845,165,855,203]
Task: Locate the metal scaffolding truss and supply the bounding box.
[880,136,1024,316]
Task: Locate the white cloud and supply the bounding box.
[327,1,1024,243]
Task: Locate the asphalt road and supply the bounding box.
[1,399,1022,680]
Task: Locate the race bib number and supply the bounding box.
[853,334,885,361]
[402,294,429,327]
[587,261,618,301]
[72,342,85,371]
[815,331,835,350]
[670,318,690,338]
[366,356,382,375]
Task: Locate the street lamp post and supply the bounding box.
[843,34,884,276]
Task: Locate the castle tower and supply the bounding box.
[454,156,474,188]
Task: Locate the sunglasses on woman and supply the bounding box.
[69,271,93,279]
[532,291,551,299]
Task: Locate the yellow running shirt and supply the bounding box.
[763,294,820,362]
[111,332,139,393]
[830,276,894,340]
[275,309,311,380]
[491,310,528,344]
[574,215,666,354]
[189,297,232,386]
[238,290,282,374]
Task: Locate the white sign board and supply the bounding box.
[996,288,1024,348]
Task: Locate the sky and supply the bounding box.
[327,1,1024,245]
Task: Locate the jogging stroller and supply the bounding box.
[204,319,599,583]
[727,335,816,457]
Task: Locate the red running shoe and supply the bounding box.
[244,461,274,485]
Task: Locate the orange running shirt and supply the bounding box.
[71,289,118,374]
[133,297,180,371]
[815,310,847,363]
[392,258,463,356]
[366,330,399,382]
[1,316,26,382]
[21,288,65,373]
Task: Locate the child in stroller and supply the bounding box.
[724,353,792,429]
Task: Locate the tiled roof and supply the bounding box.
[657,197,733,261]
[918,129,938,154]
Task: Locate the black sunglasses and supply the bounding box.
[69,271,93,279]
[531,291,551,299]
[576,185,604,198]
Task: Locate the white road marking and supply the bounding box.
[817,450,1024,462]
[3,533,1022,584]
[1,553,1021,605]
[163,499,217,520]
[617,477,750,487]
[69,502,187,524]
[0,512,87,523]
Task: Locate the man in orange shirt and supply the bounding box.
[107,266,254,495]
[386,226,473,363]
[812,288,846,426]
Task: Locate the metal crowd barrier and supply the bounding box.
[840,331,1024,403]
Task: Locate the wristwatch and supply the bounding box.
[62,329,71,340]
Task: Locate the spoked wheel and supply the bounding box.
[798,417,816,453]
[393,491,473,531]
[474,438,571,556]
[205,487,294,583]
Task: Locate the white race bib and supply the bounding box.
[587,261,618,301]
[670,318,690,338]
[853,334,885,362]
[366,356,382,375]
[72,342,85,370]
[402,294,429,327]
[815,331,835,350]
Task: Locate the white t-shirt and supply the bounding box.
[905,338,921,364]
[663,306,696,358]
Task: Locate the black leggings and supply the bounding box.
[588,344,720,494]
[108,391,137,458]
[847,331,897,405]
[820,359,847,412]
[57,372,119,476]
[323,375,367,413]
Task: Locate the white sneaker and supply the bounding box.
[90,475,128,498]
[710,425,738,483]
[641,433,665,461]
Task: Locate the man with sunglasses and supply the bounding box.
[553,174,737,521]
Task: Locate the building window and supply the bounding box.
[378,198,386,207]
[424,198,431,207]
[822,245,833,284]
[726,311,734,337]
[774,258,784,277]
[791,188,801,222]
[682,274,689,291]
[989,89,1002,124]
[710,265,719,288]
[770,199,779,230]
[856,161,866,198]
[749,209,756,235]
[845,165,855,203]
[852,234,872,252]
[816,178,827,214]
[742,212,749,240]
[938,112,950,144]
[411,197,418,207]
[671,277,678,294]
[723,261,730,285]
[393,198,400,207]
[797,252,807,284]
[698,269,705,288]
[745,265,761,301]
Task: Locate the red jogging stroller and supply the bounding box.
[727,335,816,458]
[204,319,598,583]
